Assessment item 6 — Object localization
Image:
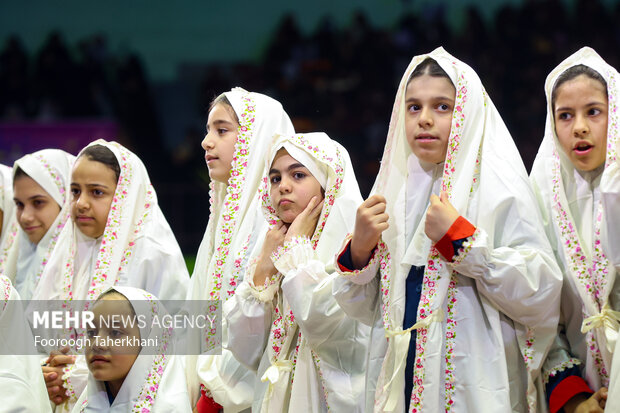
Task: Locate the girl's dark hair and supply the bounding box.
[13,166,29,180]
[408,57,452,85]
[80,144,121,182]
[551,64,608,112]
[209,94,240,124]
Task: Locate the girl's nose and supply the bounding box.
[418,107,434,128]
[202,133,214,151]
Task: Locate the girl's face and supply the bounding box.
[269,148,324,225]
[86,293,141,399]
[405,74,456,164]
[554,74,608,171]
[13,175,61,244]
[70,156,118,239]
[202,103,239,183]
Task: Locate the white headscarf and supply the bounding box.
[31,139,188,305]
[73,286,191,412]
[0,275,52,412]
[366,47,560,411]
[531,46,620,386]
[185,89,295,406]
[0,149,75,300]
[257,132,364,412]
[0,164,16,246]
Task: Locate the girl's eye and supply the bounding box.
[408,104,420,112]
[217,128,228,135]
[86,329,97,338]
[93,189,103,196]
[438,104,450,111]
[293,172,306,179]
[558,112,572,121]
[111,329,123,337]
[14,201,23,209]
[71,188,80,197]
[588,108,602,116]
[33,199,45,207]
[270,176,281,184]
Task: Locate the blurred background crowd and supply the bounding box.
[1,0,619,261]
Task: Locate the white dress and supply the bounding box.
[530,47,620,402]
[225,132,369,412]
[333,47,562,413]
[184,89,296,411]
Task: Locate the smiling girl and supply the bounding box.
[224,132,370,412]
[31,139,189,412]
[0,149,74,300]
[531,47,620,413]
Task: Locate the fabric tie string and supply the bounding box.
[382,308,445,411]
[581,303,620,352]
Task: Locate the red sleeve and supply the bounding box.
[434,216,476,262]
[196,387,223,413]
[337,240,355,272]
[549,376,594,413]
[337,239,377,272]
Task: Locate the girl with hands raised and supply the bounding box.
[334,48,562,412]
[224,132,370,412]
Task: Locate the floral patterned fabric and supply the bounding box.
[333,47,562,412]
[185,89,295,409]
[0,149,75,300]
[224,132,369,412]
[531,47,620,394]
[72,286,191,412]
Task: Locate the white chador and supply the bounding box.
[0,149,75,300]
[531,47,620,392]
[31,140,189,411]
[225,132,369,412]
[0,275,52,412]
[72,286,191,412]
[185,89,295,411]
[332,47,563,413]
[0,163,15,246]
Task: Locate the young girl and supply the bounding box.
[0,275,52,412]
[185,88,295,411]
[224,132,370,412]
[73,286,191,412]
[531,47,620,413]
[32,139,189,411]
[0,164,15,245]
[333,47,562,412]
[0,149,74,300]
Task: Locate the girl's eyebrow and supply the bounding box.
[405,95,454,103]
[269,163,306,175]
[71,182,110,189]
[555,101,606,113]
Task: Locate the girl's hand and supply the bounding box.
[564,387,607,413]
[254,222,287,286]
[43,347,75,405]
[285,196,323,242]
[350,195,389,269]
[425,191,460,242]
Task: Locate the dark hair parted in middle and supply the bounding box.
[80,144,121,182]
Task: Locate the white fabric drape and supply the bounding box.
[0,149,75,300]
[225,132,369,412]
[0,275,52,412]
[531,46,620,390]
[185,89,295,410]
[29,139,189,412]
[72,286,191,412]
[0,164,16,247]
[333,47,562,412]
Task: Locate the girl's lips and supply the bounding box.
[76,216,94,222]
[574,146,593,155]
[24,225,40,232]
